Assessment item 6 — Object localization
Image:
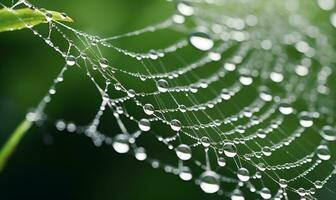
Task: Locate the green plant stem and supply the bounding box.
[0,119,32,173]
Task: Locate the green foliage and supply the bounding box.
[0,8,73,32]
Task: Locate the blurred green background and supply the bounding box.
[0,0,336,199]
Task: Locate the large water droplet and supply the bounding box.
[99,58,109,68]
[331,13,336,28]
[157,79,169,92]
[257,129,266,138]
[224,63,236,71]
[199,171,220,193]
[231,189,245,200]
[297,188,306,197]
[320,125,336,141]
[66,55,76,66]
[176,1,194,16]
[299,112,314,128]
[143,104,154,115]
[175,144,192,160]
[188,32,214,51]
[127,89,136,97]
[179,166,193,181]
[317,145,331,160]
[239,74,253,86]
[237,168,250,182]
[270,72,284,83]
[138,118,151,132]
[200,136,211,148]
[279,179,288,188]
[112,134,129,154]
[223,142,237,157]
[45,12,53,22]
[221,89,231,100]
[257,163,266,171]
[317,0,335,10]
[217,157,226,167]
[314,180,323,189]
[170,119,182,131]
[179,105,187,112]
[259,187,272,199]
[135,147,147,161]
[262,146,272,156]
[278,103,294,115]
[259,88,273,102]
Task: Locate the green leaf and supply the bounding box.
[0,8,73,33]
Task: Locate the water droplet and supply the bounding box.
[200,136,211,148]
[317,145,331,160]
[175,144,192,160]
[148,50,159,60]
[331,13,336,28]
[260,187,272,199]
[270,72,284,83]
[138,119,151,132]
[262,146,272,156]
[239,74,253,86]
[45,12,53,22]
[112,134,129,154]
[66,55,76,66]
[320,125,336,141]
[157,79,169,92]
[172,14,185,24]
[114,83,122,90]
[99,58,109,68]
[221,89,231,100]
[237,168,250,182]
[60,12,68,19]
[135,147,147,161]
[318,0,335,10]
[257,129,266,138]
[199,171,220,193]
[176,1,194,16]
[127,89,136,97]
[231,189,245,200]
[278,103,294,115]
[279,179,288,188]
[49,88,56,95]
[143,104,154,115]
[217,157,226,167]
[188,32,214,51]
[170,119,182,131]
[208,52,221,61]
[179,166,192,181]
[295,65,309,76]
[224,63,236,71]
[179,105,187,112]
[299,112,314,128]
[257,163,266,171]
[314,180,323,189]
[223,142,237,157]
[259,88,273,102]
[297,188,306,197]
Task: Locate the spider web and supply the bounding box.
[2,0,336,199]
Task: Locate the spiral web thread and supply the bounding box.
[2,0,336,199]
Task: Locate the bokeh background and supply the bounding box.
[0,0,335,199]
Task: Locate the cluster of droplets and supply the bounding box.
[7,0,336,199]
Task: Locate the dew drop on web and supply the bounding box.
[199,171,220,194]
[175,144,192,160]
[188,31,214,51]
